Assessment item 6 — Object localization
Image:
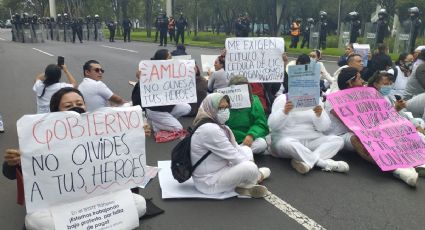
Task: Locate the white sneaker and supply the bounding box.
[393,168,418,187]
[235,185,269,198]
[291,159,311,174]
[322,159,349,173]
[415,164,425,177]
[259,167,271,182]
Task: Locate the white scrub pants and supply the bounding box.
[194,146,260,195]
[273,135,344,168]
[406,93,425,119]
[241,137,268,154]
[25,193,146,230]
[146,103,191,132]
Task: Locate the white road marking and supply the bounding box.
[265,192,326,230]
[0,37,5,41]
[101,45,138,53]
[32,48,54,56]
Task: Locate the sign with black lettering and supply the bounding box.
[138,59,197,107]
[225,37,285,82]
[217,84,251,109]
[18,107,147,213]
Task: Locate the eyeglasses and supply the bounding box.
[91,68,105,73]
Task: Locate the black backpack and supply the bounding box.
[171,118,215,183]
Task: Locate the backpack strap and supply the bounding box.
[189,118,216,172]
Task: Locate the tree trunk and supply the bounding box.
[145,0,153,38]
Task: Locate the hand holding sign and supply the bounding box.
[284,101,293,115]
[4,149,21,166]
[313,105,323,117]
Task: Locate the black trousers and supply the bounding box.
[175,29,185,44]
[109,29,115,41]
[124,28,131,42]
[159,29,167,45]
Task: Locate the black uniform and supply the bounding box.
[107,21,116,42]
[72,18,83,43]
[158,14,168,46]
[407,8,422,53]
[318,11,327,49]
[301,19,313,48]
[376,10,389,44]
[175,15,188,44]
[348,12,361,43]
[122,18,132,42]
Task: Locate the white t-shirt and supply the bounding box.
[33,80,73,114]
[78,78,114,112]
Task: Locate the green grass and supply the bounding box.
[105,29,425,60]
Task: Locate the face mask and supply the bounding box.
[379,85,392,96]
[68,107,86,114]
[216,108,230,124]
[404,62,413,70]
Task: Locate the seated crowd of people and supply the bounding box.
[3,44,425,229]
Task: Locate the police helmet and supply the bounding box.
[348,11,359,19]
[319,11,327,18]
[307,18,314,23]
[95,14,99,17]
[408,7,420,14]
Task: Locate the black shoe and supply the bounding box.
[159,44,163,46]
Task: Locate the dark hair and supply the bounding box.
[346,43,354,49]
[151,49,169,60]
[296,54,311,65]
[195,64,201,77]
[217,54,225,70]
[395,52,410,66]
[347,53,361,64]
[377,43,387,53]
[50,87,85,112]
[40,64,62,98]
[338,67,359,90]
[176,44,186,51]
[314,49,322,60]
[83,60,99,76]
[221,95,231,108]
[367,71,393,87]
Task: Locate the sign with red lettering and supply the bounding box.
[138,59,197,107]
[17,106,148,213]
[225,37,285,82]
[327,87,425,171]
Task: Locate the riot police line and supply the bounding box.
[11,13,104,43]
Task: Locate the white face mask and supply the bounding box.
[216,108,230,124]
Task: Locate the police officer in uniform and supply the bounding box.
[107,20,116,42]
[122,17,132,42]
[318,11,328,49]
[72,18,83,43]
[86,15,91,40]
[376,9,389,45]
[175,13,188,44]
[407,7,422,53]
[301,18,314,48]
[30,14,38,42]
[94,14,100,41]
[348,11,361,43]
[158,12,168,46]
[63,13,70,42]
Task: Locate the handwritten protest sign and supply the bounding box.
[17,106,148,213]
[287,63,321,109]
[51,189,139,230]
[172,55,192,60]
[217,84,251,109]
[138,59,197,107]
[327,87,425,171]
[225,37,285,82]
[353,43,370,67]
[201,55,218,72]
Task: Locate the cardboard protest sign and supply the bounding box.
[172,55,192,60]
[287,63,321,109]
[138,59,197,107]
[225,37,285,82]
[327,87,425,171]
[217,84,251,109]
[51,189,139,230]
[18,106,147,213]
[201,55,218,72]
[353,43,370,67]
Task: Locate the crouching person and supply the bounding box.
[190,93,271,198]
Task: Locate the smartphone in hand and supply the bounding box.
[394,95,402,101]
[57,56,65,67]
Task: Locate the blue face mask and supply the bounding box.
[379,85,392,96]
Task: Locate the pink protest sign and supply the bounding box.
[327,87,425,171]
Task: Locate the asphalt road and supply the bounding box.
[0,28,424,230]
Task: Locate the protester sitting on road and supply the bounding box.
[78,60,125,111]
[412,47,425,71]
[131,49,191,138]
[337,44,354,67]
[226,76,269,154]
[186,64,208,117]
[190,93,270,198]
[33,64,77,114]
[3,87,148,229]
[331,53,366,92]
[387,52,414,97]
[283,54,311,94]
[366,44,393,79]
[403,63,425,119]
[324,68,421,186]
[207,54,228,92]
[171,44,187,56]
[268,80,348,174]
[309,50,334,92]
